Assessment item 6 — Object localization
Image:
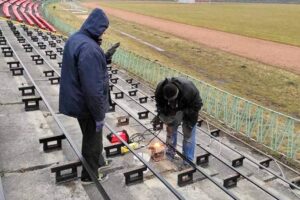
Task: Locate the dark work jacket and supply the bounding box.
[59,8,109,121]
[155,77,203,126]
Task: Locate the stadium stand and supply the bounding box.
[0,0,8,5]
[2,2,11,18]
[27,1,46,29]
[12,4,23,22]
[1,0,56,32]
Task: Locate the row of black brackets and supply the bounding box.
[37,31,62,51]
[6,22,85,185]
[8,22,20,38]
[177,153,242,188]
[112,90,149,118]
[31,28,80,184]
[110,82,146,104]
[109,68,137,86]
[6,49,58,112]
[21,24,29,33]
[56,47,63,55]
[45,50,57,60]
[0,36,7,45]
[110,78,253,189]
[1,46,13,57]
[31,26,64,47]
[187,122,276,189]
[17,83,42,112]
[103,143,149,185]
[7,61,24,76]
[37,33,61,50]
[6,21,48,111]
[196,121,245,168]
[102,98,166,186]
[48,40,56,48]
[43,69,60,85]
[197,120,274,166]
[38,84,96,183]
[16,36,25,44]
[22,43,33,52]
[27,32,62,85]
[22,25,33,37]
[47,132,147,184]
[37,41,46,50]
[31,55,44,65]
[22,24,300,192]
[107,67,245,188]
[102,97,151,185]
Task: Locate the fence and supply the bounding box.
[41,2,76,35]
[41,0,300,162]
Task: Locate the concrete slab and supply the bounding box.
[0,71,23,104]
[0,176,5,200]
[265,178,300,200]
[0,104,65,172]
[2,167,89,200]
[1,19,299,199]
[229,178,274,200]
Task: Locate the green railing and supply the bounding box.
[41,1,300,162]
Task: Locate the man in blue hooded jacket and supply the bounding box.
[59,8,110,183]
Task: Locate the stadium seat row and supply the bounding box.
[1,0,56,32]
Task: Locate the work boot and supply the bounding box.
[166,148,176,160]
[98,159,113,171]
[177,162,191,171]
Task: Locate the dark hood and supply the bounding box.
[80,8,109,40]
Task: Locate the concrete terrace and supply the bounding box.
[0,19,299,200]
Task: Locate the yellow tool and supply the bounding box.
[121,142,139,154]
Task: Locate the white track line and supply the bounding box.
[116,29,165,52]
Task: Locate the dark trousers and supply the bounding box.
[78,117,105,180]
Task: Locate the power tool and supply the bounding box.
[107,130,129,144]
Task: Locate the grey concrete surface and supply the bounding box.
[0,104,65,172]
[2,167,89,200]
[0,176,5,200]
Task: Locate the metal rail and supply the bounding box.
[199,117,300,177]
[26,23,299,194]
[110,83,288,199]
[0,22,111,200]
[13,21,299,197]
[104,124,185,200]
[112,73,300,190]
[111,69,300,177]
[10,22,186,200]
[111,99,239,200]
[12,22,237,199]
[18,29,61,76]
[197,122,300,189]
[28,29,64,58]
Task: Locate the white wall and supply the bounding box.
[178,0,195,3]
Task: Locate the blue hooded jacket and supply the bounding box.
[59,8,109,121]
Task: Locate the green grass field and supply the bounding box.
[91,1,300,47]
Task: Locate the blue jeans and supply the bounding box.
[166,122,196,162]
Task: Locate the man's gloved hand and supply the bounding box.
[95,120,105,132]
[105,42,120,64]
